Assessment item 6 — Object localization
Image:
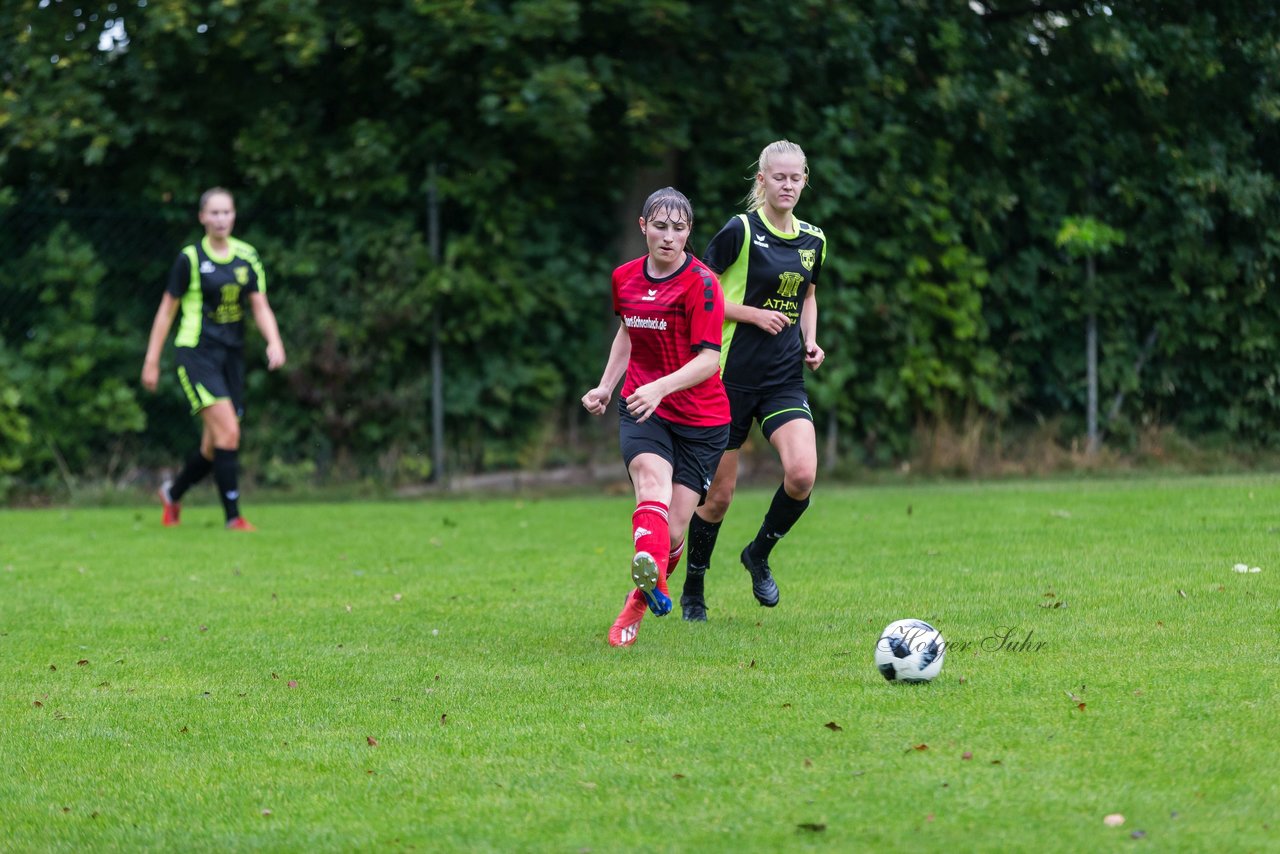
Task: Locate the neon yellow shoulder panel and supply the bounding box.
[717,214,752,372]
[230,237,266,295]
[174,246,203,348]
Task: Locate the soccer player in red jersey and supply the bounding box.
[582,187,731,647]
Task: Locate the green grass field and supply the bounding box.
[2,475,1277,852]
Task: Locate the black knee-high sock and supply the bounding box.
[212,448,241,522]
[684,513,721,598]
[169,449,213,501]
[750,484,811,561]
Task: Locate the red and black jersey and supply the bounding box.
[612,253,731,427]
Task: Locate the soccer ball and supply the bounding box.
[875,618,946,682]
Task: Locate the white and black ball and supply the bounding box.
[875,618,946,682]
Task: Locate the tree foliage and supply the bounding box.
[2,0,1279,491]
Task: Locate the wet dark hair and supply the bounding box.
[199,186,234,212]
[641,187,693,224]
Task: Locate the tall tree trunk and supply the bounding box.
[1085,255,1099,457]
[428,164,446,485]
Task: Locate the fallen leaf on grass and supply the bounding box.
[287,681,298,689]
[440,714,448,725]
[33,700,43,708]
[912,744,928,751]
[797,823,826,833]
[1103,813,1125,827]
[672,773,686,780]
[393,594,402,602]
[77,660,89,666]
[804,759,813,768]
[926,813,935,823]
[823,721,843,732]
[261,809,272,817]
[1131,830,1147,839]
[1038,600,1067,609]
[1177,590,1187,598]
[366,736,379,747]
[962,751,973,760]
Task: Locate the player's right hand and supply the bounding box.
[141,362,159,392]
[753,308,791,335]
[581,387,609,416]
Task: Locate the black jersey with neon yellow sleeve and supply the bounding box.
[703,209,827,390]
[165,236,265,350]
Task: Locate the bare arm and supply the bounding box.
[581,322,632,416]
[141,293,181,392]
[800,284,824,371]
[625,348,721,424]
[249,291,286,370]
[724,300,791,336]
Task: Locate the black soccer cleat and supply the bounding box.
[741,544,779,607]
[680,594,708,622]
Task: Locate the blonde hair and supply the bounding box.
[742,140,809,211]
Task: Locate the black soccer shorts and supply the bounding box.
[617,400,729,502]
[174,344,245,418]
[724,384,813,451]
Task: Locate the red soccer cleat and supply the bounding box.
[608,589,648,647]
[158,483,180,527]
[631,551,672,617]
[225,517,257,532]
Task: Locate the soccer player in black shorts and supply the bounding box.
[141,187,286,531]
[582,187,731,647]
[681,140,829,619]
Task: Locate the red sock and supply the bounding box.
[668,539,685,578]
[633,501,670,591]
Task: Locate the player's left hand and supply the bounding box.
[266,344,287,370]
[626,384,664,424]
[804,342,825,371]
